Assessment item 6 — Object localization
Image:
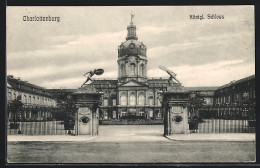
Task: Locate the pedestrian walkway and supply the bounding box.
[166,133,255,142]
[7,135,97,142]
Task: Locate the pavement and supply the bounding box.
[166,133,255,142]
[7,125,256,163]
[7,133,255,142]
[7,124,256,142]
[7,135,97,142]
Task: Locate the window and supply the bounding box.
[236,94,240,101]
[149,110,153,117]
[113,111,116,118]
[120,94,127,105]
[8,92,11,101]
[24,95,27,104]
[104,99,108,106]
[129,95,136,105]
[121,112,126,116]
[13,93,16,99]
[138,94,145,105]
[130,63,135,75]
[243,92,249,100]
[113,99,116,106]
[149,97,153,106]
[28,96,31,104]
[104,111,108,120]
[157,110,162,118]
[120,64,125,76]
[140,64,145,76]
[157,99,161,106]
[139,112,144,116]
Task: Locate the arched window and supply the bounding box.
[130,63,135,75]
[120,94,127,105]
[138,94,145,105]
[140,64,145,76]
[149,97,154,106]
[120,64,125,76]
[129,94,136,105]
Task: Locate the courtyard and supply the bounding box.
[7,125,255,163]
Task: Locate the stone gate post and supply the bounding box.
[71,85,102,136]
[162,91,189,136]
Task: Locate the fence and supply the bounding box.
[7,120,75,135]
[195,119,255,133]
[7,106,76,135]
[190,105,256,133]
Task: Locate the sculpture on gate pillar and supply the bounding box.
[159,65,181,85]
[81,69,104,87]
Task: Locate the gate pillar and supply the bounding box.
[71,85,102,136]
[162,91,190,136]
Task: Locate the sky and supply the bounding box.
[7,6,255,89]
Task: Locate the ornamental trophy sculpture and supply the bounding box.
[159,65,181,85]
[81,69,104,87]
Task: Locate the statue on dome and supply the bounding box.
[130,11,135,25]
[159,65,181,85]
[81,69,104,87]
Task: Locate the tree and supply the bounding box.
[9,95,23,121]
[8,95,23,130]
[59,95,78,132]
[188,93,206,118]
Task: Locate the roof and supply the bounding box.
[7,76,53,97]
[218,74,255,90]
[185,87,219,91]
[92,79,118,86]
[48,89,78,93]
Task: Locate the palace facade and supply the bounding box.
[7,75,57,120]
[214,75,255,105]
[50,18,216,120]
[7,16,255,122]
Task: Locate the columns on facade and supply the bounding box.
[153,90,156,106]
[136,91,138,105]
[145,90,148,105]
[127,90,129,105]
[118,63,120,78]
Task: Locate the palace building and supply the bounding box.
[49,16,217,121]
[7,75,57,121]
[7,15,255,123]
[213,75,255,105]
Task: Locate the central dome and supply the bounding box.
[118,39,147,57]
[118,21,147,57]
